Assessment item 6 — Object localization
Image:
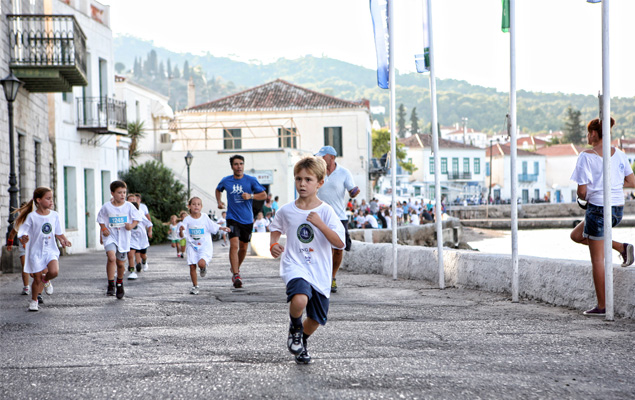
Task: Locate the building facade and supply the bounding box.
[487,142,546,203]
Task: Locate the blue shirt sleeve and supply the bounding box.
[250,176,266,194]
[216,176,227,192]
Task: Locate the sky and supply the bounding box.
[102,0,635,98]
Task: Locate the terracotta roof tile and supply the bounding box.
[535,143,585,156]
[485,142,543,157]
[398,133,481,150]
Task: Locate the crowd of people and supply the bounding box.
[344,197,444,230]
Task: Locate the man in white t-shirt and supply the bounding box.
[315,146,359,293]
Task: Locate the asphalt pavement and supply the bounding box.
[1,241,634,399]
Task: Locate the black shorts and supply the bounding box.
[340,220,352,251]
[227,218,253,243]
[130,247,147,254]
[286,278,329,325]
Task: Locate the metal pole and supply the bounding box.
[509,0,519,302]
[388,0,398,280]
[601,0,613,321]
[427,0,444,289]
[6,100,18,243]
[187,164,191,200]
[488,140,493,203]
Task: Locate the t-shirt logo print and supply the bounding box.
[230,184,244,195]
[41,222,52,234]
[297,223,314,244]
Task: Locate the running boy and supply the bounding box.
[127,197,153,279]
[179,197,230,294]
[15,187,71,311]
[97,181,142,299]
[269,156,345,364]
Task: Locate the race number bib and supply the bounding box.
[189,226,204,241]
[109,214,128,228]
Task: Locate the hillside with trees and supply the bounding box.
[114,35,635,138]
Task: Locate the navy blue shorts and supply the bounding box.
[583,203,623,240]
[286,278,329,326]
[340,220,352,251]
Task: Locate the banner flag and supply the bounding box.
[370,0,390,89]
[501,0,510,32]
[415,0,430,73]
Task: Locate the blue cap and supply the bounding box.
[315,146,337,157]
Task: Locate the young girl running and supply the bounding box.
[176,211,188,258]
[168,215,181,256]
[15,187,71,311]
[179,197,229,294]
[127,199,153,279]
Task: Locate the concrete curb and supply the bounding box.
[342,241,635,319]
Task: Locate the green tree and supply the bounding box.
[115,62,126,74]
[562,106,585,144]
[397,103,407,138]
[410,107,420,135]
[127,121,145,165]
[372,129,417,174]
[183,60,190,80]
[119,161,187,223]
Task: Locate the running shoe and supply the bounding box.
[136,262,142,272]
[128,266,134,273]
[107,282,115,296]
[583,306,605,317]
[287,326,304,355]
[295,342,311,364]
[22,285,30,295]
[116,281,125,299]
[190,286,199,295]
[620,243,634,267]
[232,273,242,288]
[37,294,44,304]
[43,280,53,295]
[142,261,149,272]
[128,271,138,280]
[200,266,207,278]
[28,300,39,312]
[331,278,337,293]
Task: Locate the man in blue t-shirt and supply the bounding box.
[216,155,266,288]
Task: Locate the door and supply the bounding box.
[84,169,95,248]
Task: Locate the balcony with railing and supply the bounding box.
[77,97,127,135]
[447,171,472,180]
[518,173,539,183]
[8,14,87,92]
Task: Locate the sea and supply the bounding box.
[467,226,635,262]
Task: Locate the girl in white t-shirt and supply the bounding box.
[269,156,345,364]
[217,211,228,247]
[168,215,181,256]
[253,212,269,233]
[15,187,72,312]
[179,197,229,295]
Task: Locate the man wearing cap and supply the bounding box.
[315,145,360,293]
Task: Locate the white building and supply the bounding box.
[487,142,546,203]
[114,75,174,165]
[535,143,584,203]
[443,127,489,149]
[47,0,128,253]
[164,79,372,209]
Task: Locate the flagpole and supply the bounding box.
[601,0,613,321]
[426,0,444,289]
[509,0,519,302]
[388,0,398,280]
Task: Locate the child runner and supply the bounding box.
[177,211,188,258]
[217,211,228,247]
[15,187,71,311]
[179,197,229,294]
[269,156,345,364]
[134,193,152,270]
[168,215,181,256]
[253,211,269,233]
[127,199,153,279]
[97,181,142,299]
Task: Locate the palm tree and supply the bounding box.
[127,120,146,165]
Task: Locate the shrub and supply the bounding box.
[150,215,169,245]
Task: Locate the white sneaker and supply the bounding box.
[200,266,207,278]
[190,286,199,295]
[28,300,38,312]
[128,271,138,280]
[142,262,148,272]
[43,280,53,295]
[22,286,31,295]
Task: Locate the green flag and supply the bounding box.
[501,0,510,32]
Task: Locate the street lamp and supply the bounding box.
[184,151,193,199]
[2,72,24,245]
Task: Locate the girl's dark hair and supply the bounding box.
[14,187,52,228]
[587,117,616,139]
[188,196,202,205]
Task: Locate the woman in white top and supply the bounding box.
[570,117,635,317]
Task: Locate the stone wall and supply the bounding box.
[448,201,635,220]
[342,241,635,319]
[348,217,463,247]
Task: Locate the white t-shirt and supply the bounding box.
[139,203,150,217]
[131,215,153,250]
[97,201,143,253]
[365,214,378,228]
[384,214,392,230]
[17,211,64,274]
[269,201,345,298]
[317,164,356,220]
[355,214,365,228]
[570,148,633,206]
[168,223,180,241]
[180,214,220,251]
[254,218,269,233]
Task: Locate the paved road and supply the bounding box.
[1,242,634,399]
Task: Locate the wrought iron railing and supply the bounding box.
[7,14,87,82]
[77,97,127,133]
[518,173,538,183]
[448,171,472,180]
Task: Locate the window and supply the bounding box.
[534,189,540,201]
[160,133,171,143]
[522,189,529,204]
[64,167,78,229]
[324,127,342,156]
[429,157,434,173]
[486,161,490,177]
[224,128,242,150]
[101,171,111,205]
[62,92,73,103]
[522,161,528,175]
[18,133,25,204]
[474,158,481,175]
[534,161,539,174]
[99,58,107,99]
[278,127,297,149]
[34,140,41,187]
[463,157,470,173]
[441,158,448,174]
[452,157,459,173]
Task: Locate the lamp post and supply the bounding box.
[2,72,24,245]
[184,151,193,200]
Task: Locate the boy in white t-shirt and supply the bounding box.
[253,211,269,233]
[97,181,143,299]
[269,156,345,364]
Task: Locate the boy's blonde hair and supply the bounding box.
[293,156,327,182]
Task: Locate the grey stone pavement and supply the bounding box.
[1,242,634,400]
